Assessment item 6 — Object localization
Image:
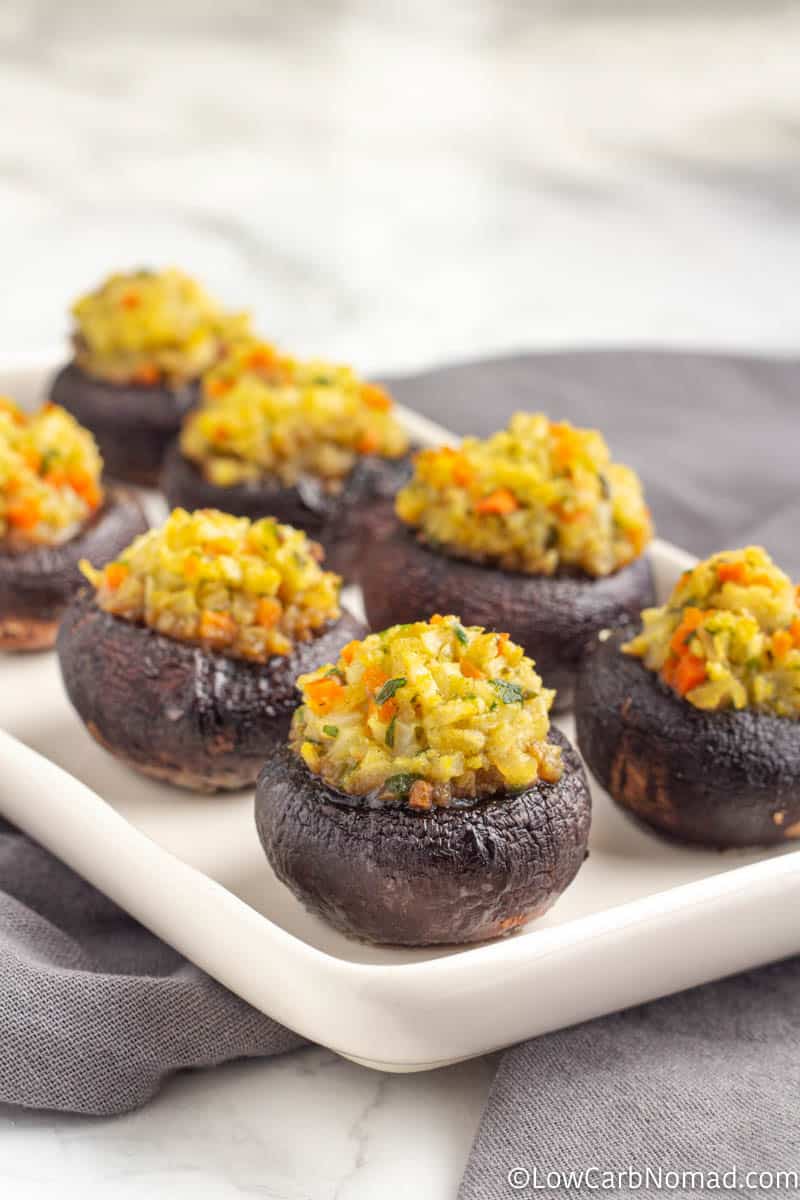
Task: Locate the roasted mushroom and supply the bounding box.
[57,508,362,791]
[161,340,410,581]
[575,546,800,848]
[50,268,251,484]
[256,616,591,945]
[0,398,147,650]
[362,413,655,709]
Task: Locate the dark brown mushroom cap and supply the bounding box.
[361,522,655,711]
[161,443,412,581]
[255,726,591,946]
[0,489,148,651]
[50,362,199,485]
[575,628,800,848]
[57,591,364,792]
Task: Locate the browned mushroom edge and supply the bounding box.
[160,441,413,581]
[574,627,800,848]
[255,726,591,946]
[361,522,654,711]
[57,592,364,792]
[50,362,199,486]
[0,489,148,652]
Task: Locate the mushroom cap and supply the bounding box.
[161,442,411,581]
[575,628,800,848]
[361,522,654,710]
[0,489,148,651]
[57,591,364,791]
[50,362,198,485]
[255,726,591,945]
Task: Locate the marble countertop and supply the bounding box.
[2,2,800,1196]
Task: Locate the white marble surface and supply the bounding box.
[2,2,800,1197]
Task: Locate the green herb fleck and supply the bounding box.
[325,667,345,682]
[382,773,420,797]
[385,715,397,748]
[375,677,406,704]
[490,678,525,704]
[323,725,339,738]
[453,623,468,645]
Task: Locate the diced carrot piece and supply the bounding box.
[429,614,444,624]
[131,363,160,386]
[357,431,380,455]
[44,467,68,488]
[661,656,678,687]
[362,384,393,411]
[206,376,233,398]
[378,698,398,722]
[408,780,434,811]
[363,665,389,693]
[256,597,282,628]
[791,619,800,647]
[199,610,237,646]
[183,554,201,581]
[559,507,590,524]
[104,562,129,590]
[306,676,344,715]
[451,456,473,486]
[673,654,706,695]
[717,561,749,585]
[497,631,510,655]
[213,424,230,442]
[245,346,280,371]
[340,640,359,665]
[460,659,485,680]
[69,468,102,509]
[22,447,41,472]
[772,630,793,659]
[120,291,141,310]
[669,607,704,656]
[475,488,519,516]
[7,499,40,530]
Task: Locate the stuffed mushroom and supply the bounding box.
[575,546,800,848]
[362,413,655,709]
[50,268,250,484]
[161,339,411,581]
[57,507,362,791]
[0,397,147,650]
[256,615,591,945]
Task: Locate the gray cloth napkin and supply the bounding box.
[1,352,798,1184]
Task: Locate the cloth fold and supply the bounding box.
[1,352,798,1181]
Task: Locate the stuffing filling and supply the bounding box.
[291,615,562,807]
[81,508,341,662]
[624,546,800,717]
[71,268,251,385]
[0,398,103,548]
[179,339,409,490]
[395,412,652,578]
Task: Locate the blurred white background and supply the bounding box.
[2,0,799,373]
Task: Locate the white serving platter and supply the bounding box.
[2,354,800,1073]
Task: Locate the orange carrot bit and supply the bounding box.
[199,609,237,646]
[357,430,380,455]
[475,488,519,516]
[21,447,41,473]
[104,562,129,591]
[429,613,445,625]
[68,468,102,509]
[6,498,40,531]
[497,631,510,655]
[408,780,434,811]
[460,659,485,680]
[378,697,398,723]
[256,597,282,629]
[212,423,230,443]
[131,362,160,386]
[451,456,473,487]
[44,467,68,488]
[362,383,393,412]
[245,346,280,372]
[791,619,800,648]
[340,640,359,665]
[306,676,345,715]
[673,653,707,696]
[120,291,141,310]
[772,630,793,659]
[717,561,749,585]
[182,554,201,581]
[206,376,233,398]
[362,664,389,694]
[669,607,705,656]
[661,656,678,688]
[559,506,590,525]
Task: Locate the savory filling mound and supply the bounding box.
[179,339,409,490]
[0,398,103,548]
[624,546,800,717]
[291,615,562,807]
[71,268,251,386]
[395,413,653,578]
[81,508,341,662]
